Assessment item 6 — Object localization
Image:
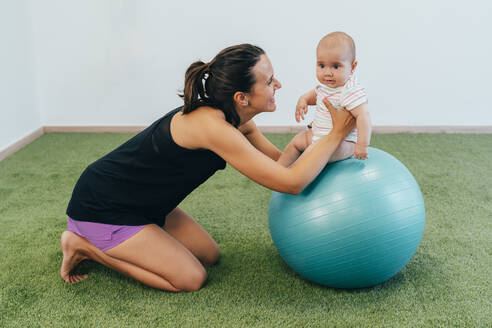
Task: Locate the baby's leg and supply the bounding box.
[328,141,355,163]
[277,129,312,167]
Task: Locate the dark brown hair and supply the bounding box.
[179,44,265,127]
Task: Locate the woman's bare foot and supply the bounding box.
[60,231,90,284]
[78,259,95,268]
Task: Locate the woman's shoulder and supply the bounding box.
[171,105,232,150]
[184,105,226,122]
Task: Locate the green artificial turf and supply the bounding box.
[0,132,491,327]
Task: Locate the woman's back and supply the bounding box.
[66,107,225,226]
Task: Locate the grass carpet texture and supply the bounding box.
[0,133,491,327]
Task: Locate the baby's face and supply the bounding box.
[316,45,355,88]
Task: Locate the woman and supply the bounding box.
[60,44,355,292]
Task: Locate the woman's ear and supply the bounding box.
[233,91,249,107]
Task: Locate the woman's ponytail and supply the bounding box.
[181,61,210,113]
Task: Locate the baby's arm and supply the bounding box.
[350,103,372,160]
[296,89,317,123]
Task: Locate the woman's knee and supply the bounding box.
[202,242,220,267]
[173,266,207,291]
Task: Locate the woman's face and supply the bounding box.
[248,55,282,113]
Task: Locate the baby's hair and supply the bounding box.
[317,31,356,63]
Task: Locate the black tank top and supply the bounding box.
[66,106,226,226]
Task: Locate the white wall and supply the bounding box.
[5,0,492,141]
[0,0,40,152]
[30,0,492,127]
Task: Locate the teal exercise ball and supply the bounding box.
[268,147,425,288]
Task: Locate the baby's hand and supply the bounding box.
[354,144,369,160]
[295,97,308,123]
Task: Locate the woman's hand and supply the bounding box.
[323,97,356,137]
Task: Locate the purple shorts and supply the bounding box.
[67,217,147,252]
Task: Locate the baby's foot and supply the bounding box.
[60,231,90,284]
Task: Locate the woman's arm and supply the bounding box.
[238,119,282,161]
[206,122,344,194]
[195,100,355,194]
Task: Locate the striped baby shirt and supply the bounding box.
[312,75,367,143]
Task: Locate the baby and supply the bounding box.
[279,32,372,166]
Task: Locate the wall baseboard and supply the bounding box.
[259,125,492,134]
[0,127,45,161]
[43,126,146,133]
[1,125,491,162]
[42,125,492,134]
[371,125,492,134]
